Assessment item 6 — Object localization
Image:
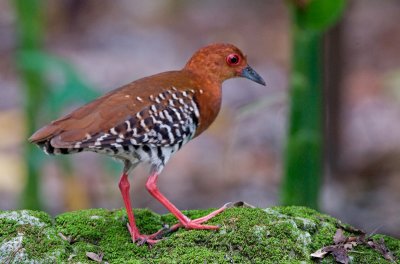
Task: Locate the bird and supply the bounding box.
[29,43,265,245]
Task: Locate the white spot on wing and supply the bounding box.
[171,108,182,120]
[125,120,131,132]
[191,100,200,118]
[110,128,118,135]
[140,119,150,132]
[159,111,165,120]
[163,110,173,122]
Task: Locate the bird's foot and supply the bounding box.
[127,223,162,246]
[140,217,220,242]
[134,235,160,247]
[127,202,231,243]
[168,202,231,233]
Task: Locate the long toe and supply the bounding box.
[190,204,229,224]
[183,222,220,230]
[166,221,220,234]
[167,204,228,233]
[135,236,160,247]
[146,226,170,240]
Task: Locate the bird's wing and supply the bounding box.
[29,71,202,149]
[29,86,139,145]
[61,92,200,149]
[30,85,201,149]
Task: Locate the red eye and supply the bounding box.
[226,54,240,66]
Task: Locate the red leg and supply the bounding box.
[118,173,158,245]
[145,172,226,231]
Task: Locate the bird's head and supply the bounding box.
[184,43,265,86]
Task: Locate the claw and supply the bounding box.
[136,237,147,246]
[135,236,159,247]
[126,223,162,246]
[223,202,233,208]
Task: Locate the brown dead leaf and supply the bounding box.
[331,247,349,264]
[86,252,104,262]
[311,228,397,263]
[230,201,256,208]
[367,238,396,262]
[336,222,365,235]
[310,248,328,258]
[311,245,350,264]
[333,229,346,244]
[58,232,75,244]
[343,241,357,250]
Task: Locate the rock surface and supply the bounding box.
[0,206,398,263]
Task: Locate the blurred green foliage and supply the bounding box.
[14,0,47,210]
[294,0,346,31]
[13,0,98,210]
[281,0,346,209]
[17,51,100,118]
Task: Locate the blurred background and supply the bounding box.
[1,0,399,238]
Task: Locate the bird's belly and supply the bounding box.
[87,138,190,172]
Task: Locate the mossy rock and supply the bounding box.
[0,206,398,263]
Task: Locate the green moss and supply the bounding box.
[379,235,400,256]
[1,207,399,263]
[0,210,67,263]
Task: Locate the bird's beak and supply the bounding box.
[240,65,266,86]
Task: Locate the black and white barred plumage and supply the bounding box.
[39,88,200,172]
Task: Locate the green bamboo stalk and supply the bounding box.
[14,0,46,210]
[281,0,345,209]
[282,22,323,209]
[13,0,100,211]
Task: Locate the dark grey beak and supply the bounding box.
[241,65,266,86]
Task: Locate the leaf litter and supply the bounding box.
[311,228,396,263]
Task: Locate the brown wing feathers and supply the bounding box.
[29,74,202,154]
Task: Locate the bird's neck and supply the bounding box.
[180,66,224,138]
[191,78,222,138]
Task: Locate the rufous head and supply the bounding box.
[184,43,265,86]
